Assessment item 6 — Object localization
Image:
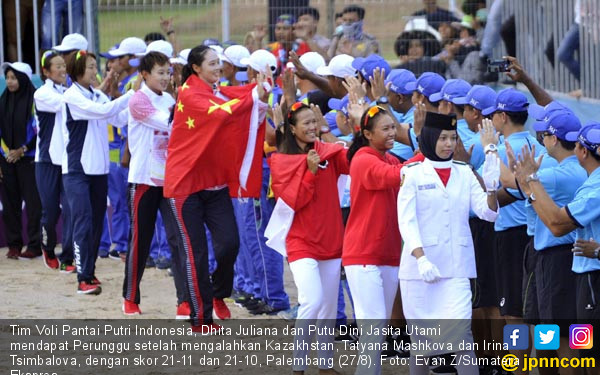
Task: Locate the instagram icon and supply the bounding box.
[570,325,593,349]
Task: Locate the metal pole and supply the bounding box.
[0,0,4,63]
[68,0,73,33]
[327,0,334,40]
[85,0,94,52]
[15,0,23,61]
[51,0,56,46]
[33,0,40,75]
[222,0,230,42]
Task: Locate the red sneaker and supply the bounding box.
[77,281,101,295]
[176,301,191,320]
[213,298,231,320]
[42,250,59,270]
[19,249,41,260]
[191,323,224,335]
[123,299,141,315]
[91,277,101,285]
[59,263,76,274]
[6,247,21,259]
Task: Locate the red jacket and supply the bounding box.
[270,141,349,262]
[342,148,424,266]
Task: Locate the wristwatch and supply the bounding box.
[527,192,536,203]
[594,247,600,259]
[484,144,498,154]
[525,173,540,183]
[376,96,389,105]
[320,125,331,134]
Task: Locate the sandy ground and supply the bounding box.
[0,246,414,375]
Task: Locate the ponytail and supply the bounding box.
[347,130,369,163]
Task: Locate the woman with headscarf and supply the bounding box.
[0,62,42,260]
[397,112,500,375]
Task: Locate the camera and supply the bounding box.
[488,59,510,73]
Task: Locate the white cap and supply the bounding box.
[219,45,250,68]
[109,37,147,57]
[404,17,442,42]
[138,40,173,58]
[316,54,356,78]
[53,33,88,52]
[169,48,191,65]
[209,45,224,56]
[1,62,33,80]
[240,49,277,74]
[299,52,326,75]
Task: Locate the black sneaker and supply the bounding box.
[146,257,156,268]
[155,256,171,270]
[108,250,122,261]
[249,302,284,315]
[244,298,263,311]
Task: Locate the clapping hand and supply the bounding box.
[478,118,499,148]
[482,152,501,192]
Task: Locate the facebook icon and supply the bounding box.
[503,324,529,350]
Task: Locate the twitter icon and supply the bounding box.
[535,324,560,350]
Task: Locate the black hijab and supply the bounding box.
[0,67,36,149]
[418,112,457,162]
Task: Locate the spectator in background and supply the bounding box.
[294,7,330,60]
[395,30,445,76]
[5,0,41,63]
[266,14,310,73]
[328,5,379,58]
[557,0,581,81]
[412,0,460,30]
[41,0,84,51]
[0,62,42,260]
[335,12,344,28]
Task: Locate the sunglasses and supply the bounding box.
[536,132,552,144]
[287,102,307,119]
[363,105,385,127]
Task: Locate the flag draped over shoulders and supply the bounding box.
[164,74,266,198]
[269,141,345,210]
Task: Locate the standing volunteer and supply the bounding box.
[397,112,500,375]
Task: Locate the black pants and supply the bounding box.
[0,157,41,250]
[169,188,240,325]
[35,161,73,263]
[123,184,186,305]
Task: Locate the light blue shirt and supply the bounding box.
[567,166,600,273]
[339,133,354,208]
[389,106,416,160]
[494,131,544,232]
[456,118,472,144]
[525,155,587,249]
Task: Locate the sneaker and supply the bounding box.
[42,250,59,270]
[242,297,262,310]
[98,248,109,258]
[213,298,231,320]
[277,304,299,321]
[167,267,174,277]
[109,250,126,261]
[59,263,76,274]
[77,281,101,295]
[155,256,171,270]
[334,323,359,344]
[233,292,253,307]
[91,277,102,285]
[6,247,22,259]
[191,323,224,335]
[146,257,156,268]
[19,249,42,260]
[123,299,142,315]
[176,301,191,320]
[249,302,284,316]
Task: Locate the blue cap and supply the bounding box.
[235,71,248,82]
[99,44,120,59]
[429,79,472,103]
[565,123,600,153]
[528,101,570,121]
[352,54,390,81]
[404,72,445,101]
[453,85,497,111]
[324,111,338,128]
[386,69,416,95]
[202,38,221,47]
[533,109,582,140]
[328,95,349,117]
[481,88,529,116]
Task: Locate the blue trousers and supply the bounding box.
[557,22,581,80]
[63,173,107,282]
[101,162,129,252]
[41,0,84,50]
[35,162,73,263]
[232,198,258,295]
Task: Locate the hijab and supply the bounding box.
[0,68,36,149]
[418,111,457,162]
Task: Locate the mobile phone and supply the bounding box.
[488,59,510,73]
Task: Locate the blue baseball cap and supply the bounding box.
[429,79,472,103]
[404,72,445,101]
[324,111,338,128]
[328,95,350,117]
[386,69,416,95]
[351,54,390,81]
[533,109,582,141]
[481,88,529,116]
[528,101,570,121]
[565,123,600,153]
[453,85,497,111]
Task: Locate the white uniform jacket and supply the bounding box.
[62,83,132,175]
[397,159,498,280]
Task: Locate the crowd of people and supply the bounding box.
[1,1,600,375]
